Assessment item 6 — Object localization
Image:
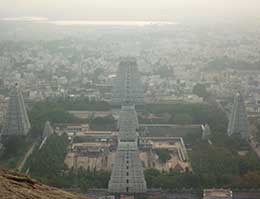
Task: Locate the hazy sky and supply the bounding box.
[1,0,260,21]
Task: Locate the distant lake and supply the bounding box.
[49,20,179,26]
[1,17,179,26]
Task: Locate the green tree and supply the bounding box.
[155,149,171,163]
[90,115,116,131]
[1,136,27,158]
[193,83,208,99]
[173,113,193,125]
[25,133,69,181]
[29,101,80,138]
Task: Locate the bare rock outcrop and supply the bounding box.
[0,168,88,199]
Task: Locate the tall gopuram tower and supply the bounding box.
[108,104,147,194]
[111,57,144,106]
[1,86,31,136]
[109,59,147,194]
[227,93,249,139]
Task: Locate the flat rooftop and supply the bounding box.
[203,189,232,198]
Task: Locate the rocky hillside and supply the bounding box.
[0,168,88,199]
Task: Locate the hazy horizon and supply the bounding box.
[1,0,260,23]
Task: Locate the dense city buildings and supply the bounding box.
[0,23,260,111]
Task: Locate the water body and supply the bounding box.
[50,20,178,26]
[1,17,179,27]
